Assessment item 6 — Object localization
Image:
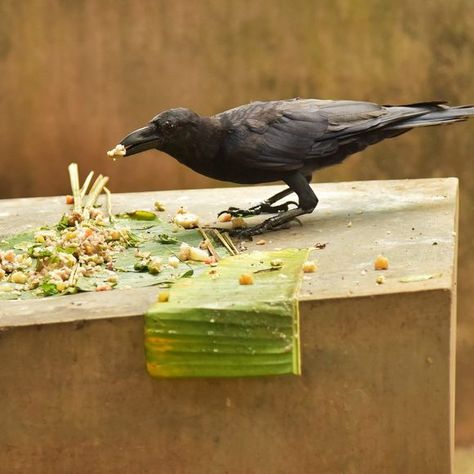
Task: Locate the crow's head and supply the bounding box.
[119,108,201,156]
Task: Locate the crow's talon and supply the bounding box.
[257,201,299,214]
[217,207,240,217]
[218,200,299,219]
[229,216,302,238]
[218,207,257,218]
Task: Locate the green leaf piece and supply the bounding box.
[0,285,21,300]
[399,273,443,283]
[145,249,309,378]
[39,281,59,297]
[56,215,71,230]
[0,231,36,251]
[157,234,178,244]
[0,211,231,300]
[124,210,157,221]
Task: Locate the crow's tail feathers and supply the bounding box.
[389,103,474,130]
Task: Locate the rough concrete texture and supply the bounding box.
[0,179,458,473]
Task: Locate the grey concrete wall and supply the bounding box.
[0,291,454,474]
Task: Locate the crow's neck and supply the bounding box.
[161,118,224,177]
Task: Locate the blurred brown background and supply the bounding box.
[0,0,473,447]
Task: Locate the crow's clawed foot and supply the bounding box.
[229,213,302,238]
[217,206,255,218]
[218,200,299,218]
[259,201,299,214]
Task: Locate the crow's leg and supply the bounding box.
[231,173,318,238]
[218,176,312,218]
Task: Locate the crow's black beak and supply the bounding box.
[120,124,160,156]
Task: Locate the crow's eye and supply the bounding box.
[164,121,175,129]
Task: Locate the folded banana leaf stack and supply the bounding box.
[145,248,309,378]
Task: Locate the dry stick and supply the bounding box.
[83,175,109,219]
[80,171,94,201]
[90,176,109,208]
[84,175,103,207]
[68,163,82,212]
[83,174,103,215]
[83,176,109,219]
[67,262,80,287]
[82,179,99,219]
[212,229,235,256]
[222,232,239,255]
[198,226,220,261]
[103,186,113,221]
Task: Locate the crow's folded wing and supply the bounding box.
[217,99,435,171]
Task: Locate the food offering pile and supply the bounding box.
[0,162,317,377]
[0,164,235,300]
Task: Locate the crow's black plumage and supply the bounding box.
[118,99,474,236]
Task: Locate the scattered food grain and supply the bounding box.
[174,210,199,229]
[178,243,191,261]
[232,217,247,229]
[218,212,232,223]
[154,201,166,212]
[157,291,169,303]
[256,239,266,245]
[208,269,219,279]
[376,275,385,285]
[168,256,180,268]
[189,246,210,262]
[10,271,27,284]
[55,282,68,292]
[107,274,119,284]
[302,261,317,273]
[147,256,163,274]
[178,242,209,262]
[374,255,389,270]
[239,273,254,285]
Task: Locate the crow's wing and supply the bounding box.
[217,100,328,171]
[217,99,437,171]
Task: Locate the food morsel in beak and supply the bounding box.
[107,144,126,159]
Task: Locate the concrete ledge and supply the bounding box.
[0,178,458,473]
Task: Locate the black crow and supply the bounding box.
[116,99,473,236]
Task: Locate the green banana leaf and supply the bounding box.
[0,231,36,251]
[145,248,309,378]
[0,214,230,300]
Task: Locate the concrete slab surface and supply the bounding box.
[0,178,458,474]
[0,178,458,325]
